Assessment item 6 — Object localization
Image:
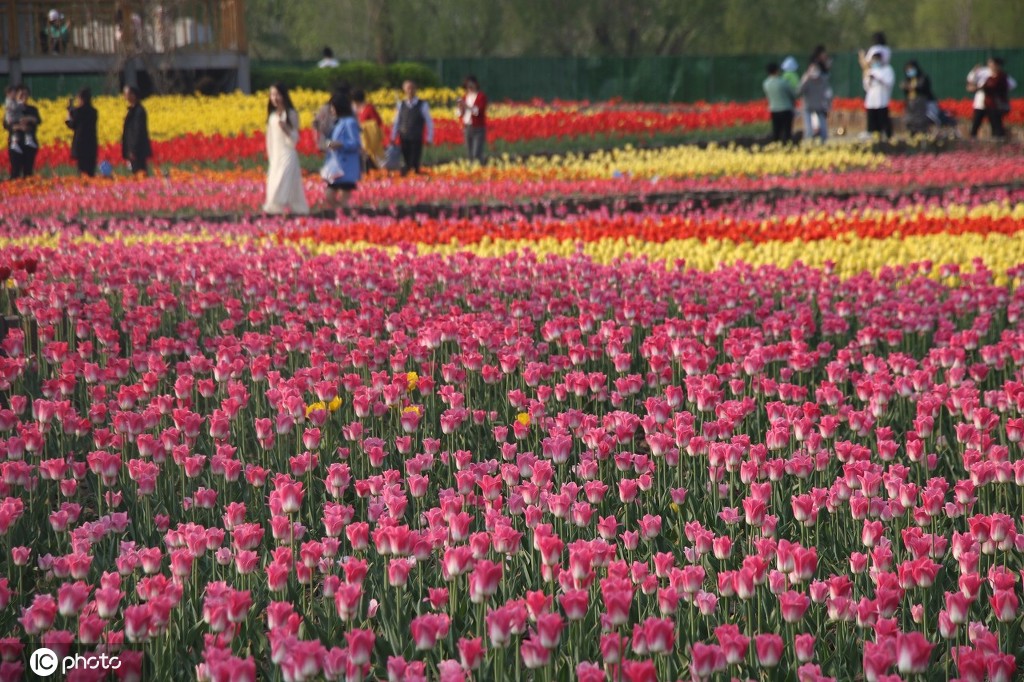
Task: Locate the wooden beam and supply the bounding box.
[234,0,247,53]
[3,51,246,75]
[6,1,20,59]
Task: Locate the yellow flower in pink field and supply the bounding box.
[305,401,327,417]
[400,405,423,433]
[328,397,343,412]
[406,372,419,391]
[516,412,530,426]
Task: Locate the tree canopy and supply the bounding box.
[245,0,1024,61]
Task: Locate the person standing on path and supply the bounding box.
[799,45,832,142]
[5,85,41,179]
[901,61,935,135]
[121,85,152,175]
[391,80,434,175]
[862,51,895,140]
[457,75,488,165]
[263,83,309,215]
[66,87,98,176]
[352,89,385,172]
[763,62,797,143]
[968,57,1013,139]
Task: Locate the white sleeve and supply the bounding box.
[422,102,434,144]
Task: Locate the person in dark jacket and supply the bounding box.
[66,87,98,176]
[121,85,152,175]
[4,85,42,180]
[390,80,434,175]
[969,56,1011,139]
[901,60,936,135]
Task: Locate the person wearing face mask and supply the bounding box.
[799,46,832,142]
[862,50,895,140]
[901,61,935,135]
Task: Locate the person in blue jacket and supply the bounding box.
[322,92,362,218]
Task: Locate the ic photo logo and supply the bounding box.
[29,648,59,677]
[29,647,121,677]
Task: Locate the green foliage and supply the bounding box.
[251,62,439,93]
[385,62,441,88]
[250,67,298,92]
[301,62,390,92]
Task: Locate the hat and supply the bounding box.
[48,9,60,21]
[781,56,798,73]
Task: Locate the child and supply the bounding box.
[3,85,22,154]
[781,57,800,92]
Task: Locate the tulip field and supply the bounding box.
[3,90,1024,682]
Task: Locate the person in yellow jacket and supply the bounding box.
[352,89,385,171]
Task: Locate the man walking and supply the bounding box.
[391,80,434,175]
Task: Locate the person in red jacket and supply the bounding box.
[457,75,488,165]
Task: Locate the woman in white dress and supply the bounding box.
[263,83,309,215]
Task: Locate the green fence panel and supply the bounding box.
[253,48,1024,104]
[14,73,112,100]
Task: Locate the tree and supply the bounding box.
[242,0,1024,61]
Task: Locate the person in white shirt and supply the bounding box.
[317,47,339,69]
[863,51,895,139]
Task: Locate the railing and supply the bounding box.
[1,0,246,58]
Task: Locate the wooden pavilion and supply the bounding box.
[0,0,250,92]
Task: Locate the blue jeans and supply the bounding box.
[802,109,828,141]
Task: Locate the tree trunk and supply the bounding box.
[370,0,395,65]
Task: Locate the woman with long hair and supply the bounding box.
[263,82,309,215]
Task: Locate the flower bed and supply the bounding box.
[0,228,1022,680]
[2,94,1024,682]
[13,147,1024,223]
[3,93,771,173]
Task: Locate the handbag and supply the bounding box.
[320,155,344,182]
[382,145,402,171]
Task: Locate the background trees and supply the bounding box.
[244,0,1024,62]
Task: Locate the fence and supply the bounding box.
[430,50,1024,103]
